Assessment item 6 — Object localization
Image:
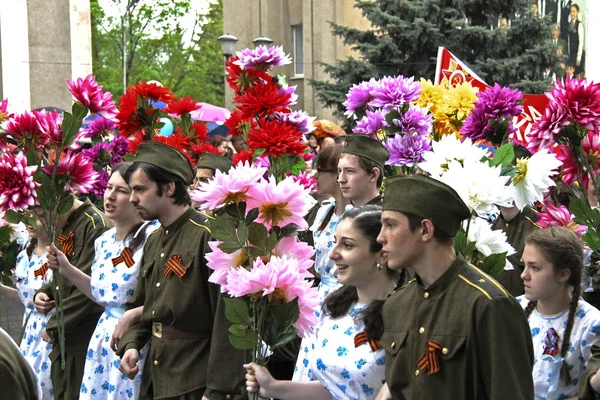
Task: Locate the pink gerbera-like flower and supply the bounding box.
[535,204,587,238]
[271,236,314,273]
[205,241,249,290]
[42,150,98,193]
[552,145,579,185]
[191,162,267,210]
[287,170,317,192]
[0,98,12,124]
[583,132,600,171]
[234,45,292,71]
[35,109,63,146]
[0,152,40,212]
[247,176,316,229]
[226,256,319,337]
[4,111,49,149]
[67,74,117,119]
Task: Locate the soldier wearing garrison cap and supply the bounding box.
[338,134,389,206]
[116,142,246,399]
[375,174,534,400]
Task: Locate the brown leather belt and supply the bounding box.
[152,322,203,339]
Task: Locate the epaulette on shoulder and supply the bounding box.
[189,211,211,233]
[398,278,416,291]
[457,264,510,300]
[84,206,108,229]
[150,227,163,236]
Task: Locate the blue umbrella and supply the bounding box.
[207,122,229,137]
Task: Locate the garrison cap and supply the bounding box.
[342,134,390,168]
[133,141,194,185]
[197,152,233,173]
[383,174,470,236]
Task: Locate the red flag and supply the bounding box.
[435,47,548,145]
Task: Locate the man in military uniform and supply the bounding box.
[580,342,600,399]
[34,198,110,399]
[117,142,245,399]
[338,134,389,206]
[376,174,534,399]
[0,327,39,399]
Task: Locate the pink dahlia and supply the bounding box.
[553,77,600,132]
[35,109,63,146]
[67,74,117,119]
[234,45,292,71]
[287,170,317,192]
[191,162,267,210]
[552,145,579,185]
[225,256,319,337]
[0,98,12,124]
[246,176,317,229]
[352,109,389,137]
[368,75,423,112]
[343,78,377,117]
[0,152,40,212]
[42,150,98,193]
[81,117,116,139]
[535,204,587,238]
[527,103,570,153]
[271,236,314,273]
[4,111,49,149]
[273,111,316,135]
[205,241,249,290]
[583,132,600,171]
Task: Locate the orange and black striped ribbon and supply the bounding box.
[34,263,49,278]
[58,232,75,255]
[112,247,135,268]
[354,331,383,352]
[417,340,443,375]
[164,254,186,278]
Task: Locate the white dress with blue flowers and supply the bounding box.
[295,303,386,400]
[80,222,157,399]
[517,296,600,400]
[15,249,54,400]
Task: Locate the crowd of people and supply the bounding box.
[3,131,600,400]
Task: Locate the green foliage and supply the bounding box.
[490,144,515,168]
[90,0,224,105]
[480,252,509,276]
[312,0,559,128]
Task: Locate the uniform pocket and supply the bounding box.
[141,261,154,278]
[380,330,408,356]
[430,334,467,359]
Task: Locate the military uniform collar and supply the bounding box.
[64,198,93,227]
[366,195,382,205]
[496,206,538,226]
[414,254,467,296]
[161,207,195,232]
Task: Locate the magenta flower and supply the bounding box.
[352,109,389,137]
[277,84,298,106]
[552,77,600,132]
[461,84,523,143]
[86,169,109,197]
[552,145,579,185]
[110,136,129,165]
[4,111,49,149]
[391,105,432,136]
[527,103,570,152]
[0,152,40,212]
[343,78,377,117]
[81,117,117,139]
[287,170,317,192]
[35,109,63,146]
[42,150,99,194]
[385,133,432,167]
[368,76,422,112]
[273,111,316,134]
[67,74,117,119]
[0,98,11,124]
[246,176,317,229]
[253,155,271,170]
[234,45,292,71]
[535,204,587,238]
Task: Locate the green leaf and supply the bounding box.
[245,208,259,225]
[490,144,515,168]
[217,241,243,254]
[228,328,258,350]
[228,324,249,337]
[209,218,239,242]
[480,252,508,277]
[265,233,279,253]
[57,194,74,215]
[222,202,246,219]
[3,210,21,224]
[247,246,268,258]
[262,299,300,349]
[61,111,83,148]
[26,146,39,166]
[583,229,600,254]
[237,222,249,244]
[570,197,595,226]
[223,297,250,325]
[248,222,268,248]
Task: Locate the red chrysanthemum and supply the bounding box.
[164,96,200,117]
[235,81,292,119]
[224,109,257,136]
[226,56,271,92]
[154,133,194,164]
[116,82,175,137]
[116,88,146,137]
[232,149,254,165]
[190,123,210,142]
[132,81,176,104]
[128,132,144,153]
[247,119,306,157]
[191,142,220,158]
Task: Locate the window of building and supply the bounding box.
[292,24,303,76]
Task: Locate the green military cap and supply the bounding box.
[342,134,390,168]
[197,152,233,173]
[383,174,470,236]
[133,141,194,185]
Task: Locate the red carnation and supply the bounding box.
[190,123,210,142]
[165,96,200,117]
[247,119,306,157]
[225,109,257,136]
[128,132,144,153]
[235,81,292,119]
[232,149,254,165]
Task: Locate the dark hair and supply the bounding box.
[316,145,344,232]
[401,211,453,245]
[124,162,190,206]
[210,135,228,147]
[26,238,38,257]
[523,227,583,385]
[322,205,403,341]
[349,154,384,188]
[571,3,579,12]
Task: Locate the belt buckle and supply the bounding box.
[153,322,163,339]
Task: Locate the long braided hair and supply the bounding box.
[523,227,583,384]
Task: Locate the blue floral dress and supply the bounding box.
[15,249,54,400]
[295,303,386,399]
[80,222,158,399]
[294,201,344,381]
[517,296,600,400]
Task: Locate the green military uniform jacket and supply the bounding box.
[491,207,539,297]
[0,328,38,400]
[381,255,534,399]
[36,199,109,398]
[580,341,600,399]
[118,207,222,399]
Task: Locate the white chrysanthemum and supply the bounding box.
[418,134,490,178]
[510,149,562,211]
[436,159,513,217]
[465,218,516,270]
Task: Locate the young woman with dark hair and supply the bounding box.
[46,163,158,399]
[246,205,400,399]
[519,227,600,399]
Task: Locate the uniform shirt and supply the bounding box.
[0,327,39,400]
[381,255,534,400]
[118,207,220,399]
[579,342,600,399]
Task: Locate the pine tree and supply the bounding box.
[312,0,559,125]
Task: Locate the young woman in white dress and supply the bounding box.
[47,163,157,399]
